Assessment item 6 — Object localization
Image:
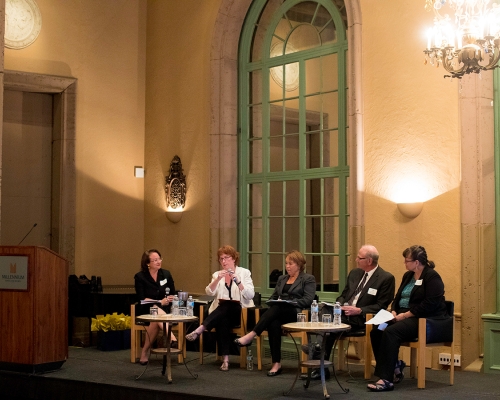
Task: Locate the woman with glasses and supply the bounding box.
[367,245,448,392]
[134,248,177,365]
[185,245,255,371]
[235,250,316,377]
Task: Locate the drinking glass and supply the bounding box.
[297,313,306,325]
[178,307,187,316]
[150,306,158,316]
[322,314,332,325]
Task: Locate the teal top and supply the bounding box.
[398,278,416,309]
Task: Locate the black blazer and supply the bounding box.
[392,266,447,319]
[336,266,395,328]
[270,272,316,312]
[134,268,176,314]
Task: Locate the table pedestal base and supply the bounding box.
[284,331,349,398]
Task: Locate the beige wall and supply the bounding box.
[360,0,461,308]
[144,0,222,293]
[4,0,147,284]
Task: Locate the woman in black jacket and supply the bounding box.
[235,250,316,376]
[368,245,448,391]
[134,249,176,364]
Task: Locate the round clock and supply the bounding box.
[5,0,42,50]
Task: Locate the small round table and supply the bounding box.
[136,314,198,383]
[282,322,351,399]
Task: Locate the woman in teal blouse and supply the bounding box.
[368,245,448,392]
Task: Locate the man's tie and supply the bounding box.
[348,273,368,305]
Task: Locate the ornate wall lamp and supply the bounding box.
[165,155,186,223]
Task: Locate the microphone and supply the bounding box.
[18,223,38,245]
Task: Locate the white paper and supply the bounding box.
[320,301,335,307]
[365,309,394,325]
[140,299,161,304]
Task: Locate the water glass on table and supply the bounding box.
[297,312,306,325]
[322,314,332,325]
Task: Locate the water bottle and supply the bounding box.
[246,350,253,370]
[187,295,194,316]
[333,301,342,326]
[172,294,179,315]
[311,300,319,323]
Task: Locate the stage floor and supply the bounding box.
[2,346,499,400]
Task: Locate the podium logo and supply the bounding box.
[1,262,25,281]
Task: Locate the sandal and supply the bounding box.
[220,361,229,371]
[367,379,394,392]
[185,331,200,341]
[394,360,406,384]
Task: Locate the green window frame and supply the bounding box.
[238,0,349,300]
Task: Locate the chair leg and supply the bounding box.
[300,332,308,374]
[176,323,185,364]
[257,335,262,370]
[417,345,425,389]
[364,337,372,379]
[410,347,417,378]
[240,345,247,369]
[337,338,346,371]
[450,342,455,386]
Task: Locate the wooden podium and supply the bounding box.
[0,246,68,373]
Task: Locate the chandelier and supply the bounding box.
[423,0,500,79]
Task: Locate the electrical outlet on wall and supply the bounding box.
[438,352,461,366]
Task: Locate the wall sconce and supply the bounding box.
[165,155,186,223]
[397,202,423,219]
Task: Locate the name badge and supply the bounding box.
[160,279,167,286]
[415,279,423,286]
[368,288,377,295]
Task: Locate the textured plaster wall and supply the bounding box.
[145,0,222,294]
[360,0,461,306]
[4,0,147,283]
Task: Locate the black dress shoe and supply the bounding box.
[309,368,330,380]
[301,343,321,358]
[139,360,148,366]
[267,367,282,377]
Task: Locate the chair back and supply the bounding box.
[425,300,454,344]
[445,300,454,316]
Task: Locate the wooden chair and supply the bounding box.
[400,301,455,389]
[198,304,251,368]
[255,308,309,373]
[130,304,185,363]
[336,313,373,379]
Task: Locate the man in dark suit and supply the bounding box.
[305,244,395,379]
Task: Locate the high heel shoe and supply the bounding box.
[185,331,200,341]
[234,338,252,347]
[267,367,282,377]
[139,360,148,366]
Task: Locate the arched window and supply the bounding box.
[238,0,349,299]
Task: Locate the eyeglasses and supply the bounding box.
[356,256,367,260]
[404,259,415,264]
[219,256,232,262]
[150,258,163,263]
